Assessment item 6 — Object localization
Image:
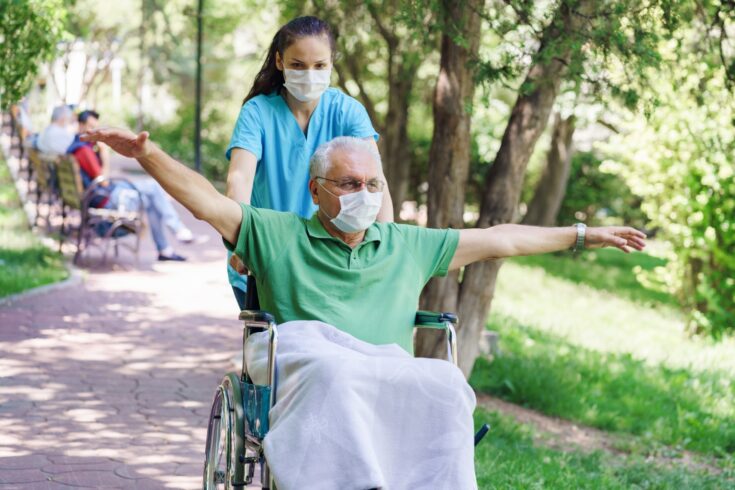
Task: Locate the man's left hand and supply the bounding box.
[585,226,647,253]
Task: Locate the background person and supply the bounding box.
[37,105,75,154]
[68,110,198,261]
[224,15,394,309]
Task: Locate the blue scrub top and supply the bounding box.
[226,87,379,289]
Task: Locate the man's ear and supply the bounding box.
[275,51,284,72]
[309,179,319,205]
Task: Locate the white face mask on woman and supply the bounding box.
[318,181,383,233]
[283,68,331,102]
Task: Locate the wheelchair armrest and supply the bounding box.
[415,310,458,327]
[413,310,459,366]
[239,310,278,409]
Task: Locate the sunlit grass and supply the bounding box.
[471,320,735,455]
[0,157,67,297]
[469,255,735,457]
[473,409,734,489]
[490,257,735,376]
[512,248,675,307]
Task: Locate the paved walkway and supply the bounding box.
[0,156,243,488]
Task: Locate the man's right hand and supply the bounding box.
[229,253,249,274]
[81,128,152,159]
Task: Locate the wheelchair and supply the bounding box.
[202,277,489,489]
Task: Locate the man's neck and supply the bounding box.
[317,211,365,249]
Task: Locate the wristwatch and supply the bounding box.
[572,223,586,252]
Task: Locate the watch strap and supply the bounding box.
[573,223,586,252]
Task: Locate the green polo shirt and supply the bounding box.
[226,204,459,353]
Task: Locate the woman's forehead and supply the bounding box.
[282,35,332,61]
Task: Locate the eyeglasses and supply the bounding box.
[316,176,385,193]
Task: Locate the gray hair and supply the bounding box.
[51,105,72,123]
[309,136,382,178]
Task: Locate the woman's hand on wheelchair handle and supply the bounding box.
[230,253,249,274]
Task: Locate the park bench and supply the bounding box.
[27,148,60,230]
[30,150,145,264]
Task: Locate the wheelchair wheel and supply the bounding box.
[203,373,249,490]
[203,383,232,489]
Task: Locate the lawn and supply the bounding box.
[474,409,733,489]
[470,248,735,487]
[0,156,68,297]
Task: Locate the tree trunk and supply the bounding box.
[522,113,576,226]
[327,0,424,221]
[380,58,419,218]
[416,0,481,355]
[421,0,594,376]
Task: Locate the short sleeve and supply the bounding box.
[226,101,263,161]
[341,95,379,142]
[223,203,301,277]
[396,225,460,282]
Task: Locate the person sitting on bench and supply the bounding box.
[69,111,199,261]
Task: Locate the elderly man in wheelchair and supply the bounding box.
[81,129,647,490]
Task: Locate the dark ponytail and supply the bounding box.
[243,16,336,105]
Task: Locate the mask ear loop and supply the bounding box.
[316,180,338,220]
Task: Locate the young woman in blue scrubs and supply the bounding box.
[226,16,394,308]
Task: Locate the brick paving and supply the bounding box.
[0,156,244,489]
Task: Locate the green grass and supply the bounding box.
[511,248,676,307]
[474,409,734,489]
[469,255,735,458]
[470,320,735,455]
[0,156,67,297]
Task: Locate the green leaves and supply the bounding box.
[601,55,735,337]
[0,0,68,109]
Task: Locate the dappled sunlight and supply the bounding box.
[0,230,244,488]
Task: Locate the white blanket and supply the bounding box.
[244,321,477,490]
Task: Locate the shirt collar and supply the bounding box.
[306,212,382,244]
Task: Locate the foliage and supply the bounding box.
[601,49,735,337]
[0,157,68,297]
[144,104,231,181]
[0,0,68,109]
[470,1,679,110]
[555,151,649,229]
[474,409,733,489]
[124,0,277,177]
[470,258,735,457]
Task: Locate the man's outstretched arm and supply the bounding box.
[82,128,242,244]
[449,224,647,271]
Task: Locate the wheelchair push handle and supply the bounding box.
[239,310,276,324]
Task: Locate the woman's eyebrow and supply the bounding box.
[289,57,329,63]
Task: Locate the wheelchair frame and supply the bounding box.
[202,308,460,490]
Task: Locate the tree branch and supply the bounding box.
[366,2,398,50]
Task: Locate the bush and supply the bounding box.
[601,61,735,338]
[557,151,649,229]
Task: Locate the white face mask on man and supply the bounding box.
[283,68,331,102]
[318,181,383,233]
